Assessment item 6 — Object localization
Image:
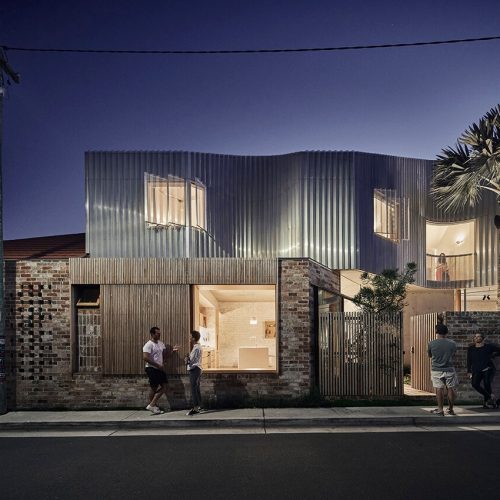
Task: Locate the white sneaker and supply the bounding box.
[151,406,164,415]
[146,404,154,411]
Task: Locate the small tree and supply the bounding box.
[352,262,417,314]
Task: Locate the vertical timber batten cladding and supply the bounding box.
[71,258,278,375]
[101,285,190,375]
[69,258,277,284]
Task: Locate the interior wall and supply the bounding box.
[218,302,276,369]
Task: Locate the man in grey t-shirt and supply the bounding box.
[427,322,458,416]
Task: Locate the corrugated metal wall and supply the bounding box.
[85,150,498,287]
[85,151,358,268]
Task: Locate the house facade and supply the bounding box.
[4,150,499,409]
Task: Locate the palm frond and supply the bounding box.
[431,104,500,213]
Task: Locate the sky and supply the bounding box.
[1,0,500,240]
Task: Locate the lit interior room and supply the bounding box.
[192,284,277,371]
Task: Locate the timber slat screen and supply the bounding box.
[70,258,276,285]
[410,312,438,393]
[101,285,190,375]
[319,312,403,397]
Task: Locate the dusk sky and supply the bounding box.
[1,0,500,240]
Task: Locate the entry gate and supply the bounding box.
[410,312,438,393]
[318,312,403,397]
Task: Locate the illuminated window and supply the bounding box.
[191,180,206,229]
[373,189,408,242]
[193,285,277,372]
[145,173,206,229]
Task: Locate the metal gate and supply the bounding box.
[410,312,438,393]
[318,312,403,397]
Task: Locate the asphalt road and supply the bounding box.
[1,430,499,499]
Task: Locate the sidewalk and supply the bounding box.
[1,405,500,432]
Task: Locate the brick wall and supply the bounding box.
[444,311,500,402]
[5,258,340,409]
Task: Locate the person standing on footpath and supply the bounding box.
[428,322,458,416]
[143,326,179,415]
[185,330,203,416]
[467,333,500,408]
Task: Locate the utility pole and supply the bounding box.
[0,48,20,414]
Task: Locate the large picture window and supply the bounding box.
[145,173,206,229]
[193,284,277,372]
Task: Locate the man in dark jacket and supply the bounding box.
[467,333,500,408]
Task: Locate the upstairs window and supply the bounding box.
[191,180,206,229]
[373,189,409,242]
[145,173,206,229]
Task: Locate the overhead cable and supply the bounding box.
[1,35,500,56]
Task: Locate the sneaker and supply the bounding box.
[151,406,164,415]
[186,408,200,416]
[430,409,444,416]
[146,404,154,411]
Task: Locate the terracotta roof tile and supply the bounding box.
[3,233,86,260]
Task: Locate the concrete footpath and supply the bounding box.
[1,405,500,432]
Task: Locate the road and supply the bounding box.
[1,428,499,499]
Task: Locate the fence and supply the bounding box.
[318,312,403,397]
[409,312,438,393]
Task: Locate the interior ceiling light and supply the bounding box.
[249,317,258,325]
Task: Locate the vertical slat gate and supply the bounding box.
[319,312,402,397]
[410,312,438,393]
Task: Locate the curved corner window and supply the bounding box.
[425,220,475,285]
[145,173,206,230]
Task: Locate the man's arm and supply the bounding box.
[143,351,163,370]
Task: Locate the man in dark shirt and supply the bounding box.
[467,333,500,408]
[428,322,458,416]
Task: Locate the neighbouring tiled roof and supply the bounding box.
[3,233,86,260]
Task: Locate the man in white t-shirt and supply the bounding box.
[142,326,179,414]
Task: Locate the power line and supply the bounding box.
[2,35,500,56]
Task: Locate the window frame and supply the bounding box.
[192,284,278,373]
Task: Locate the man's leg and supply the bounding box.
[148,387,155,405]
[435,387,444,412]
[150,384,164,407]
[447,387,456,410]
[483,370,494,402]
[471,372,489,401]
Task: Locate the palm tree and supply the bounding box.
[431,104,500,226]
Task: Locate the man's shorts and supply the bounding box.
[145,367,167,389]
[431,369,459,389]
